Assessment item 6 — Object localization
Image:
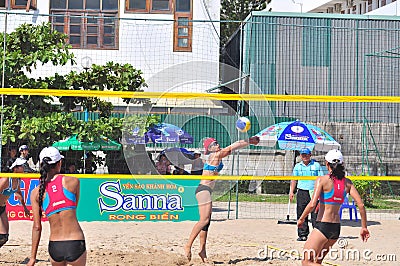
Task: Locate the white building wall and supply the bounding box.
[266,0,335,13]
[0,0,220,93]
[366,1,400,15]
[267,0,400,16]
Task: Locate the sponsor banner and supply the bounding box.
[78,178,199,222]
[7,178,200,222]
[6,178,41,221]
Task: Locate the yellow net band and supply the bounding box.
[3,173,399,181]
[2,88,400,103]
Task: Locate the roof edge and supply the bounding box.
[245,11,400,22]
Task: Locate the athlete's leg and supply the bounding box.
[185,190,212,261]
[302,229,329,266]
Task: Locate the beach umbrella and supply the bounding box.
[53,135,121,173]
[52,135,85,151]
[83,136,121,151]
[147,123,193,144]
[255,120,340,152]
[125,123,193,145]
[53,134,121,151]
[157,147,194,166]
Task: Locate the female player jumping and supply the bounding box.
[185,136,259,262]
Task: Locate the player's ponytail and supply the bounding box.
[329,162,345,180]
[38,157,58,217]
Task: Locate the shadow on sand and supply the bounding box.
[341,220,381,227]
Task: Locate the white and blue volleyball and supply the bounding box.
[236,117,251,133]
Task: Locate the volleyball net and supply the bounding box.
[1,11,400,220]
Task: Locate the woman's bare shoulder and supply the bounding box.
[62,175,80,188]
[317,174,330,184]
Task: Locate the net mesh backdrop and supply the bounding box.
[0,10,399,220]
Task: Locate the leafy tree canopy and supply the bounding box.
[0,23,156,158]
[220,0,271,45]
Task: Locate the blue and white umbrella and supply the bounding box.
[125,123,193,145]
[255,120,340,152]
[147,123,193,144]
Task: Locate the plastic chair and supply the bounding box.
[340,194,358,221]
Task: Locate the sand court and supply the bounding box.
[0,219,398,266]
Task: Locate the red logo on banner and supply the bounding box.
[6,178,48,221]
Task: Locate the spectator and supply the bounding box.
[18,145,36,173]
[83,152,97,174]
[191,150,204,175]
[3,147,18,173]
[66,162,80,174]
[155,154,171,175]
[173,164,190,175]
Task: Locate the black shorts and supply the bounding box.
[48,240,86,262]
[0,205,5,216]
[315,221,341,240]
[195,184,213,195]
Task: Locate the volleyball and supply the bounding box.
[236,117,251,133]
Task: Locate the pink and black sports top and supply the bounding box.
[42,175,77,217]
[319,177,346,205]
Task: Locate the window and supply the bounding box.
[173,0,192,52]
[50,0,119,49]
[125,0,171,13]
[0,0,37,10]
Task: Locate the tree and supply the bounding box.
[0,23,153,155]
[220,0,271,45]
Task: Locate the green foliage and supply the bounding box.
[58,62,148,115]
[1,23,149,154]
[352,178,381,207]
[122,114,160,137]
[220,0,271,45]
[17,113,81,164]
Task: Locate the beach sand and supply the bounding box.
[1,219,399,266]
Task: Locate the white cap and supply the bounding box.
[10,158,27,170]
[39,147,64,164]
[194,150,201,155]
[325,149,343,164]
[19,145,29,152]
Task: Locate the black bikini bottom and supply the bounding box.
[195,184,212,195]
[48,240,86,262]
[315,221,341,240]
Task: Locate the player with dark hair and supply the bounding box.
[298,150,370,265]
[28,147,86,266]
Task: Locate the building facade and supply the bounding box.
[267,0,400,15]
[0,0,220,93]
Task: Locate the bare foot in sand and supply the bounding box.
[198,249,207,263]
[184,245,192,261]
